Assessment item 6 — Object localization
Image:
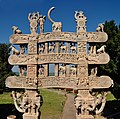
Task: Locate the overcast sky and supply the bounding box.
[0,0,120,43]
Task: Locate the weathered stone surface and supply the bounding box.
[88,53,110,64]
[89,76,113,89]
[6,7,113,119]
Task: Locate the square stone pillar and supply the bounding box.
[55,63,59,76]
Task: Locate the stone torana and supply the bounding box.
[6,7,113,119]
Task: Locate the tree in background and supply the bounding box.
[0,43,14,90]
[97,20,120,99]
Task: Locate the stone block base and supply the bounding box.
[23,113,39,119]
[77,114,94,119]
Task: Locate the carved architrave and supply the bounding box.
[8,55,19,65]
[87,32,108,42]
[37,32,76,43]
[38,76,78,88]
[38,53,78,64]
[87,53,110,64]
[10,34,29,44]
[89,76,113,89]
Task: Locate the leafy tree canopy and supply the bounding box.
[0,43,14,90]
[98,20,120,99]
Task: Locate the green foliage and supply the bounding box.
[0,43,14,90]
[97,20,120,99]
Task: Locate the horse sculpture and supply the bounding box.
[9,45,20,55]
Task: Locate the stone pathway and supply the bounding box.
[61,93,76,119]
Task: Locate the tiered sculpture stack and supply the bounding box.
[6,7,113,119]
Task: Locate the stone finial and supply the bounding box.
[75,11,87,33]
[48,7,62,32]
[28,12,40,34]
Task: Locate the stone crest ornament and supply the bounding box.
[75,11,87,33]
[28,12,40,34]
[48,7,62,32]
[6,7,113,119]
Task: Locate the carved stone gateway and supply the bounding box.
[6,7,113,119]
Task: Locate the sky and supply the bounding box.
[0,0,120,72]
[0,0,120,43]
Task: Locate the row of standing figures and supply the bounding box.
[19,65,77,77]
[38,65,77,76]
[19,65,98,77]
[9,43,106,56]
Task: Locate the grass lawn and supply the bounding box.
[0,89,66,119]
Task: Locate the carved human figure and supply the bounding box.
[90,67,97,77]
[59,64,66,75]
[38,65,44,76]
[19,65,27,76]
[70,65,76,76]
[89,45,96,55]
[39,15,46,33]
[20,45,25,55]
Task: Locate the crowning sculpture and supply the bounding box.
[6,7,113,119]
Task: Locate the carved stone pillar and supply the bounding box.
[66,64,70,77]
[45,42,48,54]
[22,90,42,119]
[44,42,48,77]
[55,42,59,53]
[55,63,59,76]
[66,42,70,53]
[44,64,48,77]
